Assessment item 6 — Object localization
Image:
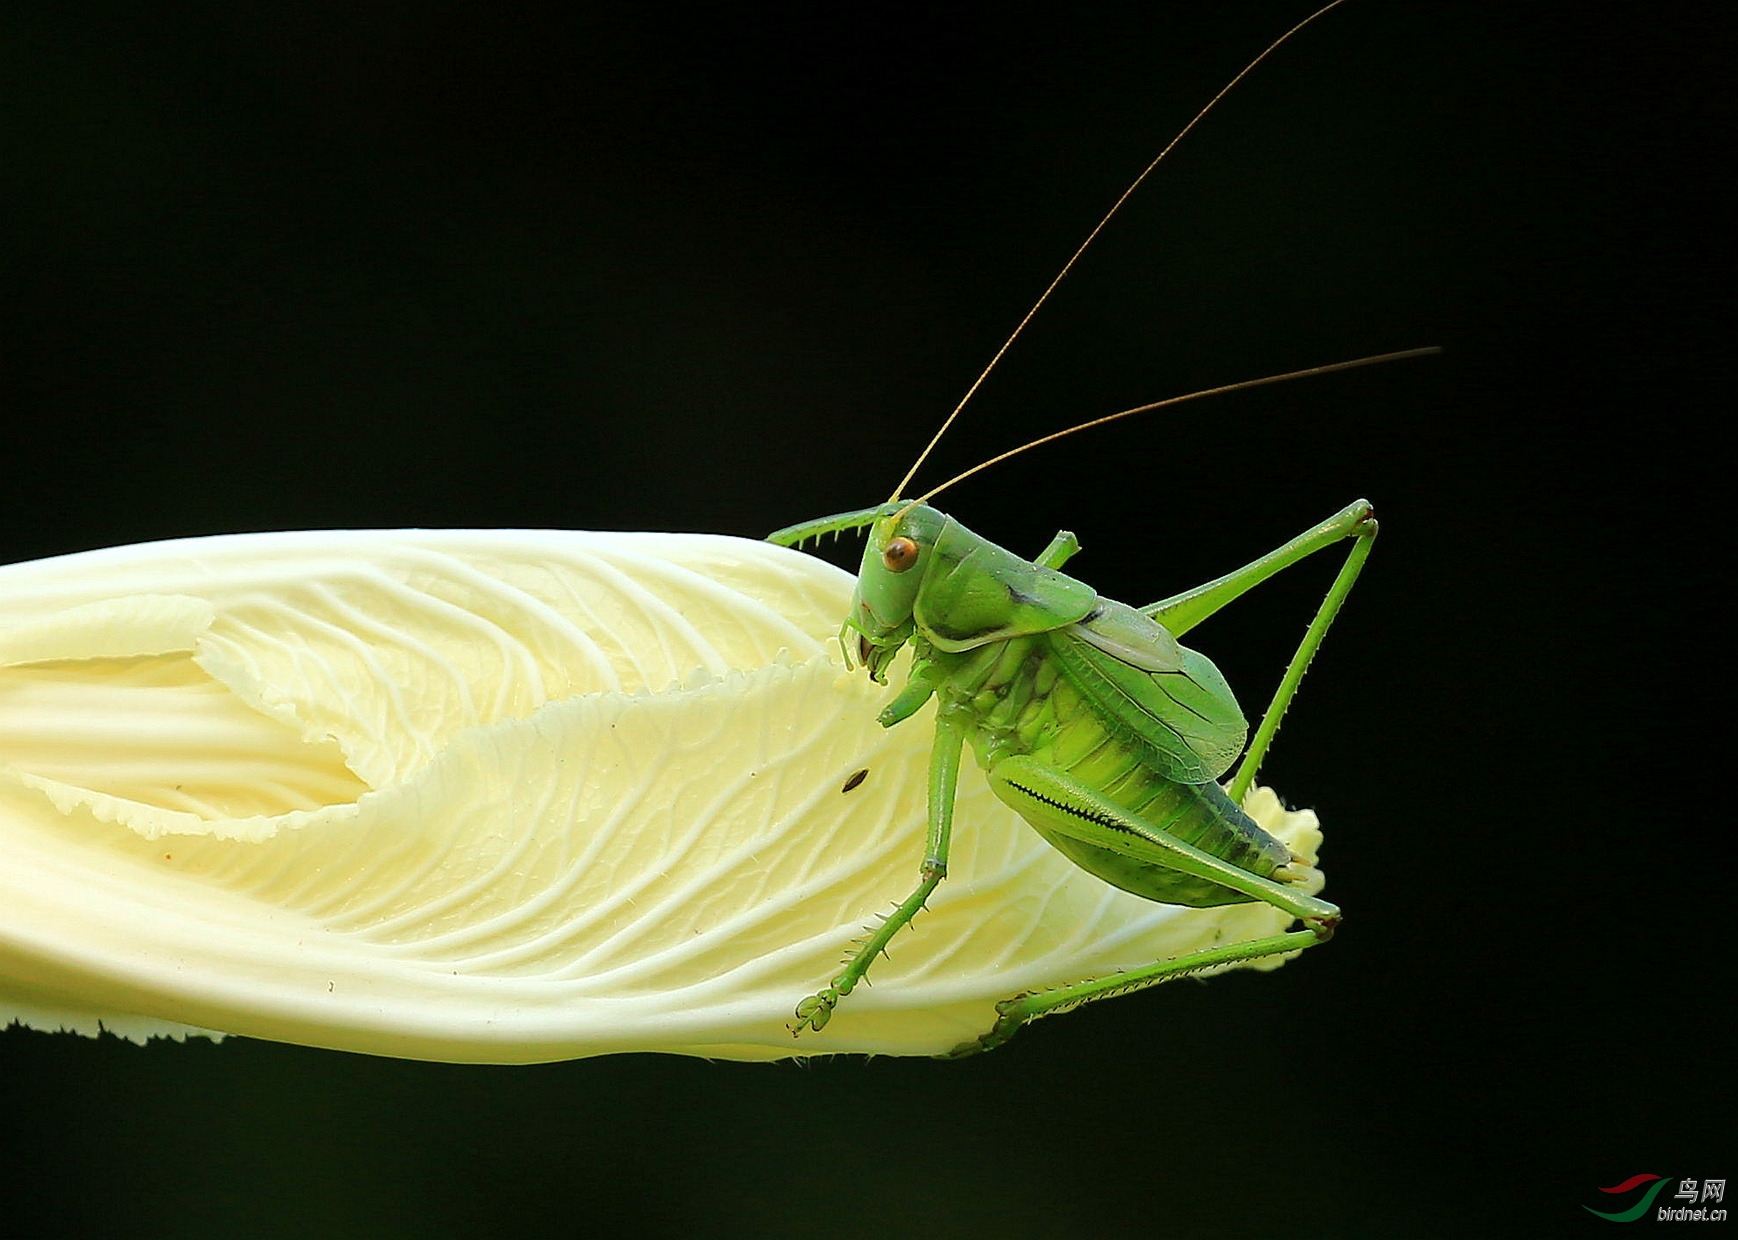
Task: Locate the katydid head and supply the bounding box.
[844,501,947,683]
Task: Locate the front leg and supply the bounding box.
[877,658,940,727]
[789,710,968,1035]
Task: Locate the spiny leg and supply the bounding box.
[953,756,1339,1056]
[946,922,1333,1057]
[1227,508,1374,801]
[987,756,1337,922]
[789,712,967,1035]
[1137,500,1377,801]
[766,505,890,548]
[1145,500,1373,637]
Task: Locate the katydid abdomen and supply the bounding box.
[932,631,1295,910]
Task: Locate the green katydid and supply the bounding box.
[767,1,1430,1055]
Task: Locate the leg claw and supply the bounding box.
[788,988,839,1036]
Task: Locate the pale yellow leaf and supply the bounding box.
[0,530,1322,1061]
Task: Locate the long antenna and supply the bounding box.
[886,0,1353,504]
[908,348,1439,508]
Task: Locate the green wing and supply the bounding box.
[1047,605,1248,784]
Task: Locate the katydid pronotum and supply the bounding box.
[768,1,1430,1056]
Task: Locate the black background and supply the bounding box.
[1,3,1724,1236]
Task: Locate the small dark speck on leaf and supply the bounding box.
[841,768,869,793]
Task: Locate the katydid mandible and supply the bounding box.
[769,0,1405,1055]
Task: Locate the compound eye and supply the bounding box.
[881,536,920,573]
